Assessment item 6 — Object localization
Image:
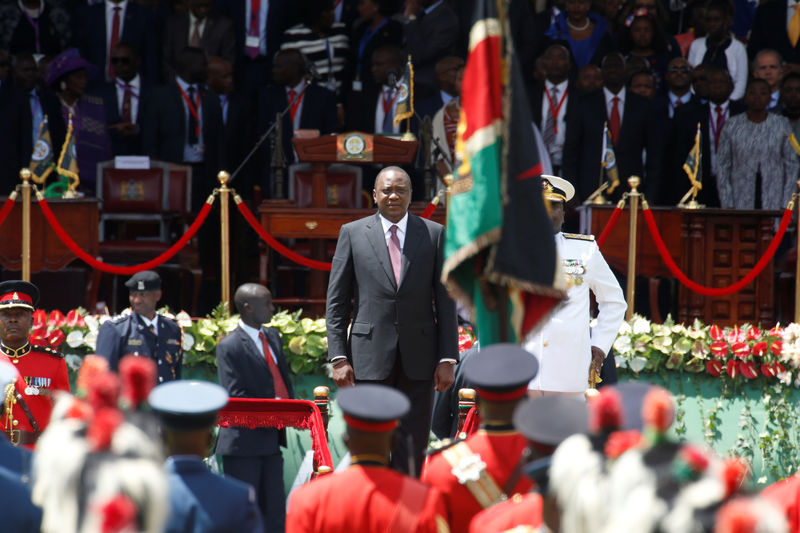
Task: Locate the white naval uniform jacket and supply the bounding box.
[524,232,627,393]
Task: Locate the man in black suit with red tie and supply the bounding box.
[562,52,664,204]
[216,283,294,533]
[74,0,159,87]
[326,166,459,477]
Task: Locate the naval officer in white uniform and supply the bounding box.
[524,175,627,395]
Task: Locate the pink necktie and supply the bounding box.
[388,225,402,285]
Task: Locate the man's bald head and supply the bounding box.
[234,283,274,328]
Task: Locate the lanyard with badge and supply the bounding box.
[544,87,568,135]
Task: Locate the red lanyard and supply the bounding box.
[544,86,568,134]
[382,87,397,114]
[177,83,202,137]
[288,86,306,122]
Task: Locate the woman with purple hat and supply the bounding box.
[45,48,111,193]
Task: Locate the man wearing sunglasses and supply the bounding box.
[663,58,700,119]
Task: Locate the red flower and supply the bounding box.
[48,310,66,327]
[604,430,642,459]
[65,309,86,328]
[87,407,123,451]
[726,359,739,378]
[769,325,784,336]
[588,388,623,433]
[706,360,722,376]
[738,361,758,379]
[679,444,709,473]
[642,388,674,433]
[746,327,761,341]
[770,341,783,356]
[751,342,768,357]
[458,334,474,352]
[761,362,786,378]
[46,329,65,348]
[99,494,138,533]
[731,342,749,359]
[715,498,757,533]
[32,309,46,328]
[709,324,724,341]
[119,356,157,409]
[726,327,745,344]
[710,341,729,358]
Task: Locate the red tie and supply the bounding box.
[714,105,725,150]
[109,6,121,78]
[288,89,299,122]
[247,0,261,59]
[259,331,289,399]
[609,96,620,145]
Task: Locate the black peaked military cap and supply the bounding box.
[337,384,410,432]
[463,343,539,401]
[148,380,228,431]
[0,280,40,311]
[125,270,162,291]
[514,395,589,449]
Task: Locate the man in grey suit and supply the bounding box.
[216,283,293,533]
[326,166,459,477]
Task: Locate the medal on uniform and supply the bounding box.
[562,259,586,287]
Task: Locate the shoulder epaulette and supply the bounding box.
[109,314,129,324]
[31,345,64,359]
[562,232,595,241]
[425,437,463,456]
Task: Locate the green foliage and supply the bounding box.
[267,309,329,376]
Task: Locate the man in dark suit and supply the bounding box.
[216,283,294,533]
[162,0,236,82]
[94,43,150,156]
[415,55,464,123]
[345,44,404,133]
[141,47,223,210]
[748,0,800,66]
[0,49,26,194]
[660,58,701,120]
[403,0,460,101]
[562,52,664,204]
[11,54,65,185]
[326,166,459,477]
[213,0,298,97]
[255,48,337,196]
[667,66,745,207]
[530,44,577,177]
[74,0,158,86]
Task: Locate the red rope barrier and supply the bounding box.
[38,193,215,275]
[642,206,793,296]
[596,205,624,248]
[0,193,17,231]
[235,198,332,271]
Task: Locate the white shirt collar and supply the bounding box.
[138,313,158,333]
[668,91,691,105]
[189,11,206,30]
[441,90,455,106]
[106,0,128,15]
[711,99,729,112]
[379,211,408,236]
[118,73,140,89]
[18,0,44,17]
[286,79,306,94]
[603,86,625,104]
[176,76,196,92]
[546,79,569,93]
[238,319,261,339]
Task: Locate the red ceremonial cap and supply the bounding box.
[0,280,39,311]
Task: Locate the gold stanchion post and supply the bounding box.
[625,176,641,321]
[218,171,231,311]
[20,169,32,282]
[794,180,800,323]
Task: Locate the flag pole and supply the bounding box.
[20,168,32,282]
[625,176,641,320]
[794,180,800,323]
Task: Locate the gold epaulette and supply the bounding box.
[562,232,595,241]
[31,345,63,359]
[426,437,461,456]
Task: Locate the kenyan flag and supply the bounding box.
[442,0,564,345]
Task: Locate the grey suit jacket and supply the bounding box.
[326,212,458,381]
[162,12,236,81]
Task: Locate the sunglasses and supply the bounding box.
[667,66,692,73]
[111,57,132,65]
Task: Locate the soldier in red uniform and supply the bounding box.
[0,281,70,447]
[469,395,590,533]
[422,344,540,532]
[286,384,450,533]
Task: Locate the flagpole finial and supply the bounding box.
[217,170,230,186]
[19,168,32,182]
[628,175,641,193]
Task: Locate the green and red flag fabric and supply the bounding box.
[682,122,702,191]
[442,0,565,346]
[29,115,55,183]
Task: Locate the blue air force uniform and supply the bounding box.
[96,312,183,383]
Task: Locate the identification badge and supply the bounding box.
[192,144,205,156]
[351,80,363,91]
[245,35,260,48]
[127,339,143,346]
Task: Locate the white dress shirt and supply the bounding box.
[115,73,140,123]
[378,211,408,250]
[375,85,401,134]
[603,86,625,124]
[667,90,693,119]
[709,99,730,176]
[238,319,278,364]
[540,79,569,165]
[245,0,270,56]
[188,11,207,45]
[139,314,158,335]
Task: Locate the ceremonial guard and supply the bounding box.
[286,384,450,533]
[148,380,264,533]
[468,395,589,533]
[96,271,183,383]
[0,281,70,447]
[422,344,540,532]
[524,176,627,394]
